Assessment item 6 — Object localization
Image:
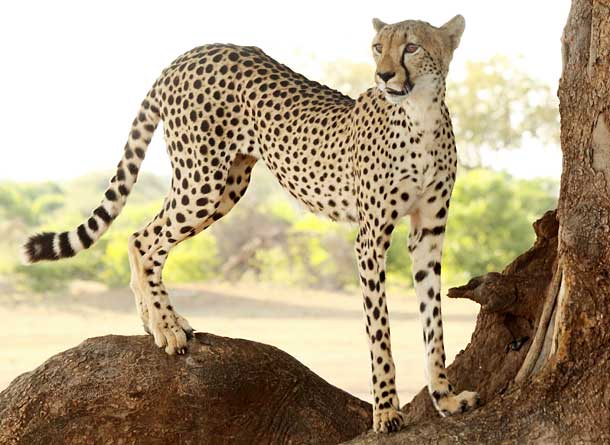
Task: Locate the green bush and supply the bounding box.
[443,169,557,283]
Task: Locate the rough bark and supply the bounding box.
[554,0,610,369]
[0,334,371,445]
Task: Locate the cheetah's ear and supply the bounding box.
[440,15,465,51]
[372,18,387,33]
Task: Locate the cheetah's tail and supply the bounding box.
[20,90,162,264]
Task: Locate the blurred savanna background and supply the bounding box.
[0,0,569,403]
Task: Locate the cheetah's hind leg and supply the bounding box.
[128,210,194,341]
[127,154,257,354]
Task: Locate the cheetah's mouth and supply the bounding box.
[384,78,414,102]
[386,87,408,97]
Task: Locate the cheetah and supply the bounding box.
[21,15,479,433]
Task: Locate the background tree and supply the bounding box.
[322,60,374,100]
[447,56,560,167]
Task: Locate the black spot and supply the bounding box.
[105,189,117,201]
[434,262,441,275]
[415,270,428,282]
[420,225,445,241]
[127,163,139,175]
[368,279,376,292]
[87,217,99,232]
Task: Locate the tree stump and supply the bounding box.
[0,333,371,445]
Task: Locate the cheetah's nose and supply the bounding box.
[377,71,395,83]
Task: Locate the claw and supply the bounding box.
[374,407,405,433]
[184,328,195,340]
[143,324,152,335]
[459,399,469,413]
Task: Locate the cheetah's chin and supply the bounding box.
[385,91,408,104]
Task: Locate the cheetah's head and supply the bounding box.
[371,15,465,104]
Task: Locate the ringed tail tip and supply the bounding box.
[20,232,59,264]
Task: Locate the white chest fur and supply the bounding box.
[395,83,443,194]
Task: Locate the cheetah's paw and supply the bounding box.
[434,390,480,417]
[174,312,194,339]
[145,313,193,339]
[373,407,406,433]
[148,311,192,355]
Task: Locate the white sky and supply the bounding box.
[0,0,570,182]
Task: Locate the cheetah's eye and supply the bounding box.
[405,43,419,54]
[373,44,383,54]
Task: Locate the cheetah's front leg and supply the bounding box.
[409,211,480,416]
[356,230,405,433]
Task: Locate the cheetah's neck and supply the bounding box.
[400,74,445,132]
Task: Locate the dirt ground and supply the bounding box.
[0,282,478,404]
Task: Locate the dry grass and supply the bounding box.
[0,282,478,404]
